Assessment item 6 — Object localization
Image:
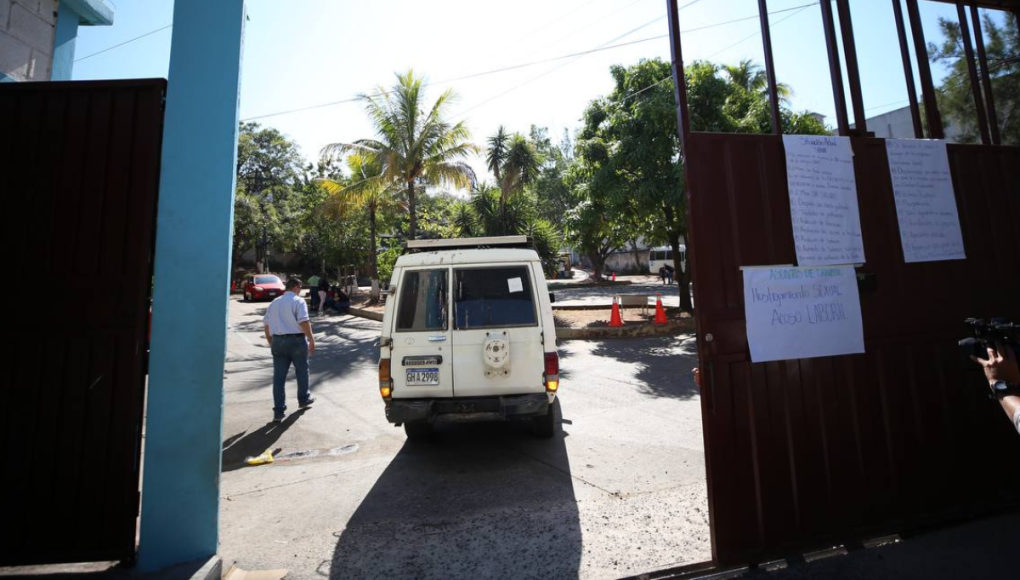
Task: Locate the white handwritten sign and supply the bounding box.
[743,265,864,363]
[885,139,966,263]
[783,135,866,266]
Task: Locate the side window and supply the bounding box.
[395,269,448,332]
[455,266,537,329]
[665,249,673,261]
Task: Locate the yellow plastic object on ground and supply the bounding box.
[245,449,274,466]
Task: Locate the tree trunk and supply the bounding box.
[500,193,507,236]
[589,253,603,283]
[492,167,504,236]
[407,180,417,240]
[255,242,267,274]
[669,235,693,313]
[369,204,380,300]
[368,204,379,279]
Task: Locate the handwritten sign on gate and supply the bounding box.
[783,135,866,266]
[743,265,864,363]
[885,139,966,263]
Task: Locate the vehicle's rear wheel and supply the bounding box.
[404,421,432,441]
[532,398,560,439]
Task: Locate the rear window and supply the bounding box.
[255,275,281,284]
[396,269,448,332]
[455,266,537,329]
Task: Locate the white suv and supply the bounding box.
[377,236,561,440]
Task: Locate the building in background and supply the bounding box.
[853,104,963,142]
[0,0,113,83]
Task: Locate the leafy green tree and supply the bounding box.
[563,182,630,282]
[577,59,690,306]
[930,14,1020,145]
[322,70,479,240]
[376,245,402,286]
[412,189,465,239]
[530,125,575,227]
[317,152,403,296]
[577,58,829,311]
[234,122,305,272]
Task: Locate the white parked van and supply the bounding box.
[377,236,561,440]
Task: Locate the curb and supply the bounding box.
[348,306,382,321]
[553,303,679,311]
[555,319,693,340]
[548,280,632,291]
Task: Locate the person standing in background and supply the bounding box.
[263,278,316,423]
[317,276,330,314]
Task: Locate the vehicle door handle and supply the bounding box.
[428,335,447,342]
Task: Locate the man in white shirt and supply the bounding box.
[263,278,317,423]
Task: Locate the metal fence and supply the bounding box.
[0,79,165,566]
[666,0,1020,565]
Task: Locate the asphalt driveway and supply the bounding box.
[219,297,710,579]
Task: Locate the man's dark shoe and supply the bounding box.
[299,396,316,408]
[272,414,285,424]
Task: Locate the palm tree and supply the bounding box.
[322,70,478,240]
[486,126,509,185]
[318,152,402,298]
[724,58,792,102]
[485,128,541,234]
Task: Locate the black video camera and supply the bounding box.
[959,318,1020,357]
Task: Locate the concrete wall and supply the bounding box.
[606,250,649,274]
[0,0,58,82]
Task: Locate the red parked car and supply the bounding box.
[242,274,286,302]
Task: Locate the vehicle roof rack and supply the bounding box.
[404,235,531,253]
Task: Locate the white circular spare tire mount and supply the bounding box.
[483,331,511,377]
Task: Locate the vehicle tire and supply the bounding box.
[404,421,432,441]
[532,398,560,439]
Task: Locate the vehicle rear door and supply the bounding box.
[451,264,545,397]
[390,267,454,399]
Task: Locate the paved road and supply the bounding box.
[220,298,709,579]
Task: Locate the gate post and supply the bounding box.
[138,0,246,572]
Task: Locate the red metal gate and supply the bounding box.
[687,132,1020,564]
[0,79,165,566]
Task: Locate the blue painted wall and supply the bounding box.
[52,2,81,81]
[138,0,246,572]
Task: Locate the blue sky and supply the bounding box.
[73,1,1010,181]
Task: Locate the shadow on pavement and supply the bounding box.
[226,314,379,389]
[329,420,582,579]
[589,334,699,400]
[221,408,307,472]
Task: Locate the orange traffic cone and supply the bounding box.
[653,293,668,325]
[609,296,625,327]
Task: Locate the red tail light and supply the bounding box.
[544,352,559,393]
[378,359,393,400]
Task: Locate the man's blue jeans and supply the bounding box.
[271,334,310,416]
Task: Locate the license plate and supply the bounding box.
[268,292,277,296]
[406,368,439,386]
